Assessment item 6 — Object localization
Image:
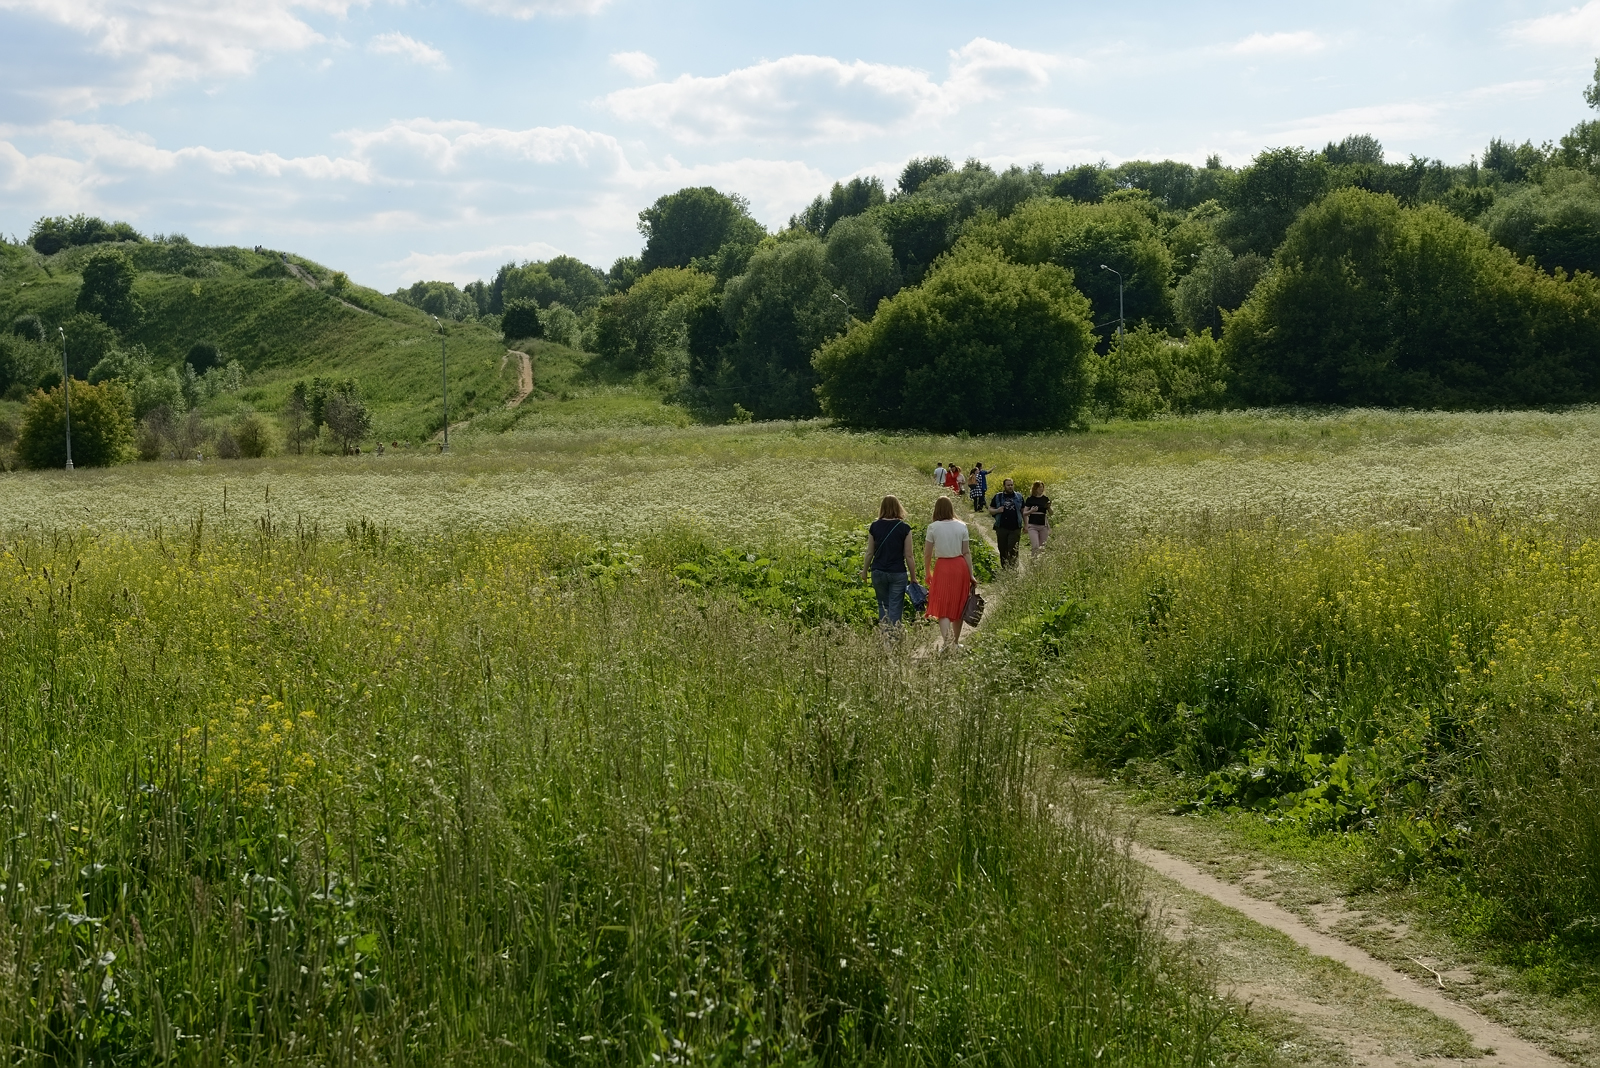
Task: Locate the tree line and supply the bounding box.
[380,62,1600,431]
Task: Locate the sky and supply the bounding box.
[2,0,1599,291]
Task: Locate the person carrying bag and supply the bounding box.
[861,495,920,637]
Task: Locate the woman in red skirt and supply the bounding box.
[922,496,973,652]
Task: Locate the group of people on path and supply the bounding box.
[860,464,1053,652]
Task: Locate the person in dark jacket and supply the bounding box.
[988,478,1025,568]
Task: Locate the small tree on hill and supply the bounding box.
[17,378,134,468]
[323,391,372,454]
[75,248,143,335]
[282,381,311,454]
[501,298,543,341]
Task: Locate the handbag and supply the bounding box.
[962,589,985,626]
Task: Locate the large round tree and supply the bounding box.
[814,249,1094,432]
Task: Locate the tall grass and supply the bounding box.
[0,526,1221,1063]
[994,510,1600,953]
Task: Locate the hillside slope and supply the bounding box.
[0,239,521,441]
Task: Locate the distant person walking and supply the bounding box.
[923,496,972,652]
[944,464,961,494]
[988,477,1025,569]
[969,463,988,512]
[1024,481,1052,557]
[861,495,918,636]
[933,461,946,487]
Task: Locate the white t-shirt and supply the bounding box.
[925,518,970,558]
[933,465,945,485]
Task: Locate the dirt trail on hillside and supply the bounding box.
[505,350,532,406]
[281,257,374,315]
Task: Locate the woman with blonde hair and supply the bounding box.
[923,496,972,652]
[861,494,918,633]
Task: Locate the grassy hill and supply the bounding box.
[0,239,528,442]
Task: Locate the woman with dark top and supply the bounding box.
[969,463,987,512]
[861,495,918,633]
[1023,480,1052,557]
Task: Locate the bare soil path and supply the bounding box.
[934,525,1581,1064]
[281,256,373,315]
[1130,839,1567,1067]
[504,349,532,407]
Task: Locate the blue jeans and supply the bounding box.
[871,569,908,627]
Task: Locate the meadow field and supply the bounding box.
[3,407,1600,1063]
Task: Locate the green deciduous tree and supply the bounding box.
[1479,167,1600,276]
[962,196,1175,334]
[698,237,847,420]
[17,378,134,468]
[1220,147,1329,255]
[814,248,1094,432]
[824,215,901,316]
[323,391,373,454]
[638,188,766,272]
[1174,245,1267,335]
[392,281,478,320]
[896,156,952,196]
[870,197,957,284]
[75,247,144,335]
[1226,187,1600,406]
[501,298,544,341]
[591,268,715,376]
[28,215,142,256]
[500,257,608,312]
[791,177,887,235]
[1053,164,1114,203]
[1088,324,1228,420]
[61,312,119,379]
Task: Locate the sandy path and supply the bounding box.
[281,257,374,315]
[505,349,532,407]
[1129,841,1565,1066]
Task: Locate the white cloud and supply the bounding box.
[370,32,448,70]
[0,0,353,108]
[456,0,610,17]
[386,241,566,283]
[1231,31,1325,56]
[609,50,657,80]
[603,36,1059,144]
[1511,2,1600,47]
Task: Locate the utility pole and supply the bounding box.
[433,316,449,452]
[1100,265,1124,338]
[59,326,73,471]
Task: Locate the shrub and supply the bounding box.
[61,312,118,379]
[1090,324,1228,419]
[215,430,241,459]
[1227,187,1600,406]
[234,413,270,458]
[28,214,142,255]
[500,298,543,341]
[960,195,1175,333]
[186,341,220,374]
[323,391,372,454]
[11,314,43,342]
[591,268,713,375]
[814,248,1094,432]
[75,247,144,334]
[17,378,134,468]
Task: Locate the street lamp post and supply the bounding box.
[1099,265,1124,338]
[433,315,448,453]
[59,326,73,471]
